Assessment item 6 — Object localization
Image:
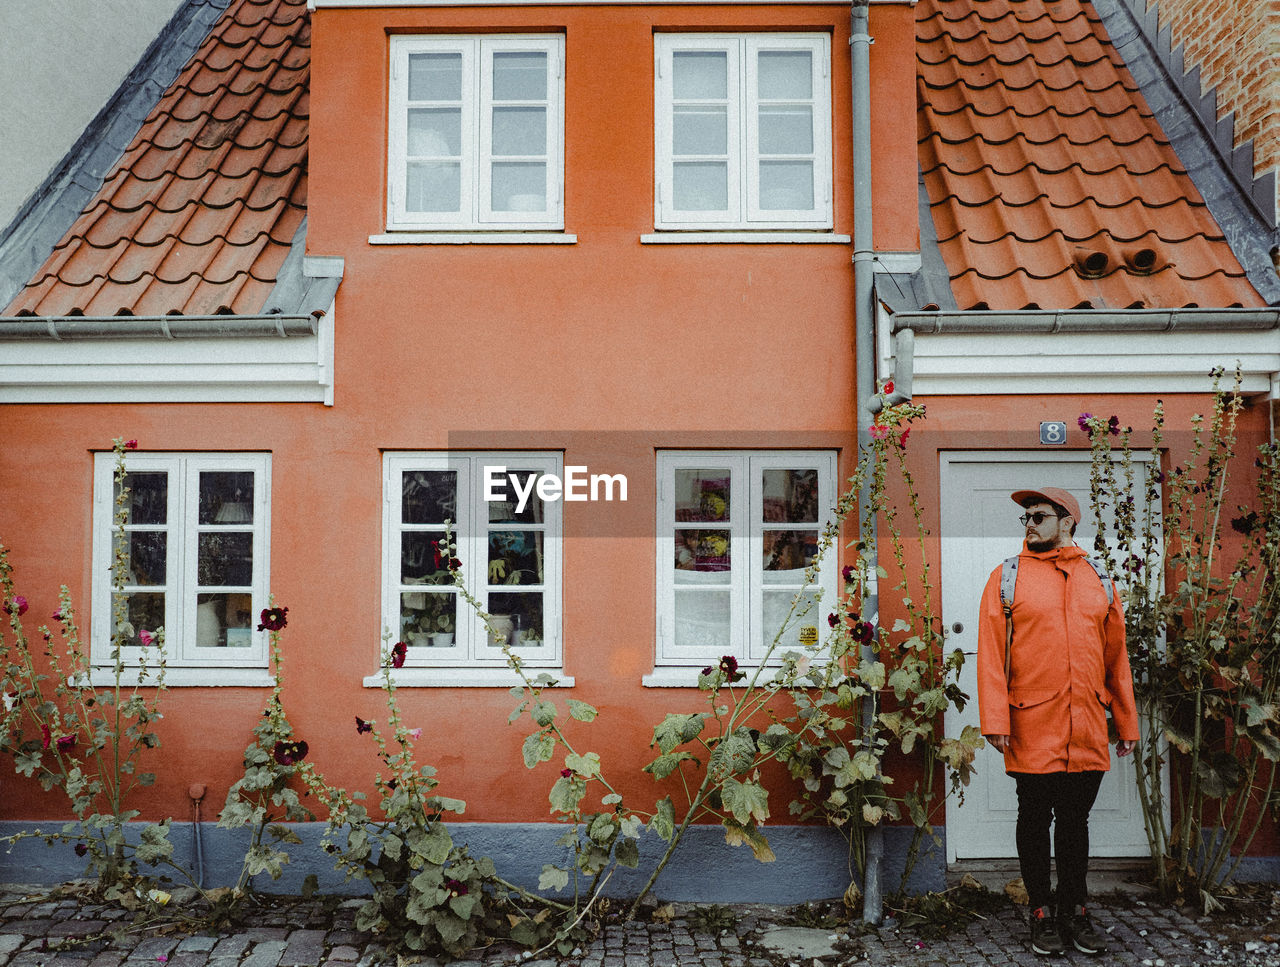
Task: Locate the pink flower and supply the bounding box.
[40,724,51,749]
[1077,413,1092,431]
[561,768,573,778]
[138,629,155,647]
[407,728,422,740]
[869,424,890,440]
[6,596,27,617]
[900,426,911,446]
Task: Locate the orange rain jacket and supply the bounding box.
[976,543,1139,774]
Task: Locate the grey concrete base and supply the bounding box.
[0,820,943,902]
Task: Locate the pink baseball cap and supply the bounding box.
[1011,487,1081,522]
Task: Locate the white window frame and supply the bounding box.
[387,34,565,232]
[651,450,838,681]
[654,33,832,231]
[377,452,564,686]
[90,452,272,685]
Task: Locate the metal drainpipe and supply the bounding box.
[850,0,883,926]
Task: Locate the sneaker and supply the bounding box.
[1029,905,1065,956]
[1059,904,1107,955]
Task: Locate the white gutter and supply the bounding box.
[0,313,320,341]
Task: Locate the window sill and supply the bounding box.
[363,667,574,688]
[88,667,274,688]
[640,232,850,244]
[370,232,577,245]
[643,664,788,688]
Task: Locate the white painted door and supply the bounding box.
[940,452,1153,861]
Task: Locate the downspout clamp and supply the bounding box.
[850,0,883,925]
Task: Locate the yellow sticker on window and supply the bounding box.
[798,625,819,646]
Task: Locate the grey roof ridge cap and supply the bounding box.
[1090,0,1280,304]
[0,313,320,341]
[891,307,1280,335]
[0,0,234,310]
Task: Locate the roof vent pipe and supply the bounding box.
[1125,247,1159,275]
[1074,249,1110,279]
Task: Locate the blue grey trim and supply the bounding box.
[1092,0,1280,305]
[0,0,234,311]
[0,821,943,902]
[263,219,343,318]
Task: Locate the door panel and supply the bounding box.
[940,452,1154,861]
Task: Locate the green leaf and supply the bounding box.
[615,837,640,868]
[418,823,454,865]
[720,778,770,825]
[650,796,676,841]
[652,713,707,754]
[567,699,598,722]
[564,751,601,778]
[587,813,618,845]
[643,750,696,780]
[538,864,570,892]
[549,775,586,816]
[522,731,555,769]
[708,729,757,782]
[601,793,623,805]
[531,701,557,727]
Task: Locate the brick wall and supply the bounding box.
[1147,0,1279,219]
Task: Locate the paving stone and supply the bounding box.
[280,931,327,966]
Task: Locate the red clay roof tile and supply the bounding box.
[4,0,308,318]
[918,0,1263,310]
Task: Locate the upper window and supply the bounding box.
[91,453,271,677]
[387,35,565,231]
[654,34,832,231]
[382,453,563,678]
[655,451,838,667]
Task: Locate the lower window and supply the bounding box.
[656,450,837,667]
[91,452,271,676]
[382,452,562,677]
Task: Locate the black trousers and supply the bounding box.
[1009,770,1105,912]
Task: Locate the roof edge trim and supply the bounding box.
[0,314,319,342]
[892,307,1280,335]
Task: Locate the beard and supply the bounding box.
[1026,537,1056,552]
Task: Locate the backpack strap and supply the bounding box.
[1083,555,1115,606]
[999,556,1018,679]
[999,554,1114,681]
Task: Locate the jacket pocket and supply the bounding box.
[1095,687,1113,711]
[1008,688,1061,747]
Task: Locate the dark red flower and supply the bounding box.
[5,596,27,617]
[40,724,51,749]
[1107,415,1121,436]
[74,843,88,857]
[124,440,138,450]
[448,557,461,571]
[851,621,875,644]
[445,878,469,897]
[1122,554,1144,574]
[257,607,288,632]
[355,717,373,734]
[1077,413,1092,431]
[560,768,573,778]
[718,655,738,676]
[324,843,340,854]
[841,565,856,583]
[56,734,76,752]
[882,380,895,395]
[828,612,840,628]
[432,542,445,569]
[1232,512,1259,536]
[701,666,713,676]
[272,740,308,766]
[391,641,407,668]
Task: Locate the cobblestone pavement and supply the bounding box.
[2,883,1278,967]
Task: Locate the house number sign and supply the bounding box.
[1039,421,1068,445]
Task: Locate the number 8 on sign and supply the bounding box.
[1040,421,1067,445]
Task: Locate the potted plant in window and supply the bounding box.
[429,608,454,647]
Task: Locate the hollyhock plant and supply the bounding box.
[257,607,288,632]
[355,716,373,734]
[5,595,27,616]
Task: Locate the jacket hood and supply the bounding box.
[1020,542,1085,561]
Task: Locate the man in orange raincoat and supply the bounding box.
[977,486,1139,957]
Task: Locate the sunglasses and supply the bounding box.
[1019,511,1061,526]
